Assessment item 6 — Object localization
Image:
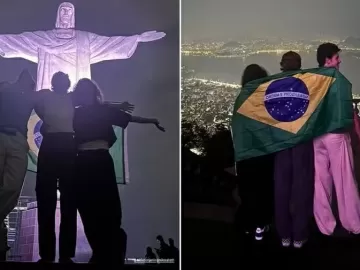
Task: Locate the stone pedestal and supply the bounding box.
[18,201,92,262]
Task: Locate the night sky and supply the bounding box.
[182,0,360,40]
[0,0,179,258]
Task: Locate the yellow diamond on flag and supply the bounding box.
[27,113,43,157]
[237,73,336,134]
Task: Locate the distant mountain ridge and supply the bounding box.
[222,41,242,48]
[342,36,360,47]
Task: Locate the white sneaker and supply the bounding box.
[255,227,264,240]
[293,240,307,249]
[281,238,291,247]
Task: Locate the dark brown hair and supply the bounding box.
[73,78,103,106]
[51,72,71,94]
[241,64,268,86]
[316,43,341,67]
[280,51,301,71]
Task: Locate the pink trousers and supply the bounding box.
[313,132,360,235]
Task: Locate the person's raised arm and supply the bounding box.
[130,116,165,132]
[103,101,134,114]
[34,89,51,120]
[109,106,165,132]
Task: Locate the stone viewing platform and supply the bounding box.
[17,201,91,263]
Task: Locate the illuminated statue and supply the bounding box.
[0,2,165,90]
[0,2,165,262]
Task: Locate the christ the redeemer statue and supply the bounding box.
[0,2,165,90]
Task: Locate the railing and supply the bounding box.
[6,196,36,262]
[353,99,360,111]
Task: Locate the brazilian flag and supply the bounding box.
[231,67,353,162]
[27,114,129,184]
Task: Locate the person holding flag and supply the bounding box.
[272,51,315,248]
[235,64,273,241]
[313,43,360,236]
[232,48,356,248]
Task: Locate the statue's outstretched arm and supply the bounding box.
[89,31,165,64]
[0,31,45,63]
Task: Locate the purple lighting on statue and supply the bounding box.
[0,2,166,91]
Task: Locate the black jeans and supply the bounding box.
[274,141,315,241]
[74,150,126,264]
[36,133,77,261]
[236,154,274,231]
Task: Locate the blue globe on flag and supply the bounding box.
[264,77,310,122]
[27,114,43,158]
[34,120,43,149]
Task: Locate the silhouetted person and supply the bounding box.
[168,238,179,263]
[154,235,170,259]
[145,247,157,261]
[72,78,165,265]
[0,70,36,258]
[34,72,77,263]
[234,64,274,241]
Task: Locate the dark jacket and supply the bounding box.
[0,71,36,138]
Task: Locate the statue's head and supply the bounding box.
[55,2,75,29]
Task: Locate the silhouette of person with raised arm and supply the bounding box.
[71,78,165,265]
[34,72,77,263]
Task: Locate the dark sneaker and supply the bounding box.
[59,258,74,263]
[0,251,6,261]
[37,259,54,263]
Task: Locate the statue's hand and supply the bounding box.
[139,31,166,42]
